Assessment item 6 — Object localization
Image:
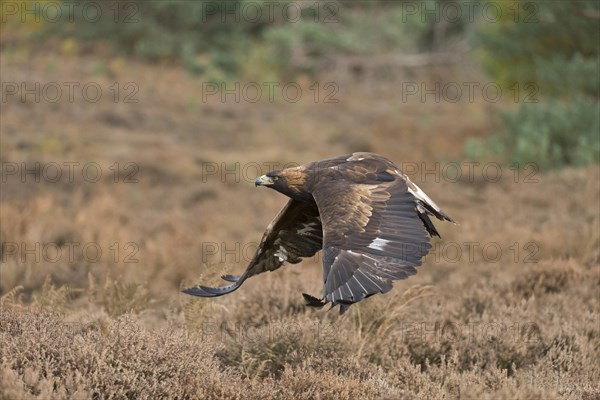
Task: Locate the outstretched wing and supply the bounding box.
[310,157,455,314]
[183,199,323,297]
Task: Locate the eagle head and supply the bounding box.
[255,166,310,201]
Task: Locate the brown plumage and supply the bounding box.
[183,153,456,314]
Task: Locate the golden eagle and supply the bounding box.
[184,153,456,314]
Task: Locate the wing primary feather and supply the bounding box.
[183,199,323,299]
[345,282,354,300]
[356,269,384,292]
[182,286,220,297]
[221,274,241,282]
[352,275,368,294]
[418,212,441,237]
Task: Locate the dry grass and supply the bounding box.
[1,48,599,399]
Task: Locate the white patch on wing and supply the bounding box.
[367,237,391,251]
[274,246,288,262]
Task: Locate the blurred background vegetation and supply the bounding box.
[470,0,600,169]
[2,0,598,169]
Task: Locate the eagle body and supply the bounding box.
[184,153,455,314]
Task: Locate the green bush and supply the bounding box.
[500,98,599,169]
[469,0,600,170]
[467,97,599,169]
[36,0,465,79]
[39,0,253,78]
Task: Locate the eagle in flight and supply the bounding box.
[183,153,455,314]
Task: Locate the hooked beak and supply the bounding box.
[255,175,274,187]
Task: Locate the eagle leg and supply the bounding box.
[302,293,327,308]
[339,304,351,315]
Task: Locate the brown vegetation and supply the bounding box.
[1,49,599,399]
